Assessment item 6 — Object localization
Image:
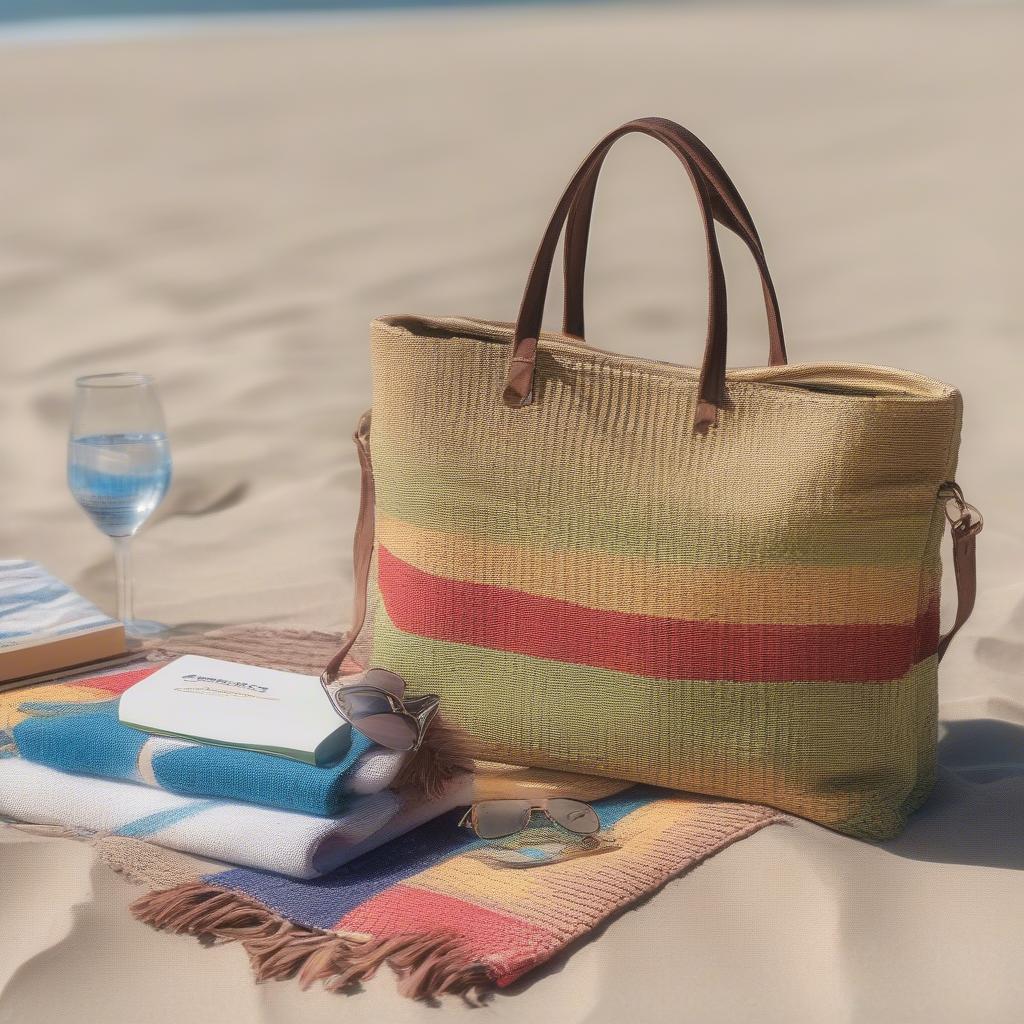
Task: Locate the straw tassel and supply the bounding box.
[391,712,475,799]
[131,882,492,1002]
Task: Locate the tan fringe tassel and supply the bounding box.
[392,712,475,800]
[131,882,492,1003]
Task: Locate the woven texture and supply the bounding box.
[133,785,780,999]
[365,315,963,839]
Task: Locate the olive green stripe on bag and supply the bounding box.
[374,458,938,567]
[368,326,957,570]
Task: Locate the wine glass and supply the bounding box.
[67,373,172,638]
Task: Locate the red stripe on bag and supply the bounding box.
[377,546,938,683]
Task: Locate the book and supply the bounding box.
[118,654,352,765]
[0,560,128,690]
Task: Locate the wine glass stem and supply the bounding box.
[112,536,134,625]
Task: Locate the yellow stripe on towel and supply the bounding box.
[0,682,112,729]
[403,798,768,934]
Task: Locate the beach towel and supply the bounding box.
[11,667,407,816]
[0,652,470,877]
[0,758,463,877]
[134,784,780,1000]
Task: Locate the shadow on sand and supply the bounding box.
[884,718,1024,870]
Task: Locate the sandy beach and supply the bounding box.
[1,4,1022,1021]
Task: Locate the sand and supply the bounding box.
[1,4,1022,1021]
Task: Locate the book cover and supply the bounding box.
[0,560,127,686]
[118,654,352,765]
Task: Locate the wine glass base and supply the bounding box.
[123,619,169,640]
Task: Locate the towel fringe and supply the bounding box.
[131,882,492,1003]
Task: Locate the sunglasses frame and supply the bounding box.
[320,676,440,752]
[459,798,601,840]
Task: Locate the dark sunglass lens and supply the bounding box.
[473,800,532,840]
[338,689,416,750]
[350,712,418,750]
[360,712,415,753]
[361,668,407,698]
[547,799,601,835]
[339,689,394,719]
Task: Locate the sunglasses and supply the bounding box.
[320,667,439,752]
[459,798,601,840]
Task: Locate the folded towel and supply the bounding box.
[11,667,408,816]
[0,758,472,878]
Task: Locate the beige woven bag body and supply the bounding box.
[325,118,982,839]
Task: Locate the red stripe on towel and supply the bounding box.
[80,667,157,695]
[336,884,554,983]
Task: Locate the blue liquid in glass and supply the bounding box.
[68,433,172,538]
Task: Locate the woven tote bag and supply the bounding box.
[324,118,982,840]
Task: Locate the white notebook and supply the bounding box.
[118,655,351,765]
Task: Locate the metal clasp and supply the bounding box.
[940,482,983,538]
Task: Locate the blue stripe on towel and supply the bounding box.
[13,697,383,817]
[116,803,210,838]
[151,730,369,816]
[14,702,143,780]
[210,808,481,929]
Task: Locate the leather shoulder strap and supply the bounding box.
[321,410,374,684]
[937,482,982,662]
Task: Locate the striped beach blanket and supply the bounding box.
[134,785,780,1000]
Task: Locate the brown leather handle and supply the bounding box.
[562,117,786,368]
[506,118,729,430]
